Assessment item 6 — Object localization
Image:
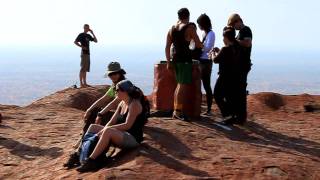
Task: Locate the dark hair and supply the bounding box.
[127,86,143,99]
[223,26,236,42]
[84,24,89,27]
[197,14,212,32]
[178,8,190,20]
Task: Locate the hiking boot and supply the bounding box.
[76,158,99,173]
[63,152,80,169]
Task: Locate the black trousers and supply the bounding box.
[200,60,213,111]
[233,70,250,121]
[213,76,233,117]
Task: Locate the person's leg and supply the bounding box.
[173,63,183,117]
[201,62,213,113]
[213,77,230,117]
[83,55,91,86]
[235,72,249,123]
[83,71,87,86]
[89,128,125,159]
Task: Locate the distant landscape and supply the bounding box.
[1,46,319,105]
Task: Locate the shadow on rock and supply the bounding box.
[140,143,211,178]
[0,136,63,160]
[144,126,203,161]
[192,119,320,159]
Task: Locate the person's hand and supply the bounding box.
[213,47,220,53]
[167,61,173,70]
[83,110,91,122]
[81,46,88,50]
[95,116,102,125]
[89,29,93,33]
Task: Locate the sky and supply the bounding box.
[0,0,319,52]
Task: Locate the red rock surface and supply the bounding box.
[0,87,319,179]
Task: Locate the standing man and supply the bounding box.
[74,24,98,88]
[165,8,203,120]
[227,14,252,125]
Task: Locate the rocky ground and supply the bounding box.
[0,86,319,179]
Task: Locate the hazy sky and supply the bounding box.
[1,0,319,52]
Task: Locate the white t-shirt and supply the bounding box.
[200,30,215,60]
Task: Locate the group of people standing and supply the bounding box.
[166,8,252,125]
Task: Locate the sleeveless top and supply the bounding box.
[171,23,195,63]
[116,104,145,143]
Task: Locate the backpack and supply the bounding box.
[136,87,150,125]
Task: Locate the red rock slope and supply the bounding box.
[0,87,319,179]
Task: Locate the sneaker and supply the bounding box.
[76,158,99,173]
[63,152,80,169]
[203,111,213,116]
[220,117,237,126]
[172,112,189,122]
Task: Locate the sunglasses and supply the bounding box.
[108,72,118,77]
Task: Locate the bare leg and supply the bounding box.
[80,70,87,88]
[83,71,87,86]
[89,128,124,159]
[173,84,182,115]
[87,124,104,134]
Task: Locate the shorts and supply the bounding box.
[120,132,139,148]
[174,62,192,84]
[81,54,90,72]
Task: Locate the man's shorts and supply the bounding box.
[81,54,90,72]
[174,62,192,84]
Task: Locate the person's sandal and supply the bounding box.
[63,152,80,169]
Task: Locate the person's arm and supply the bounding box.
[213,47,226,64]
[109,100,142,131]
[83,93,112,121]
[238,27,252,47]
[89,29,98,43]
[188,25,203,49]
[105,102,122,127]
[74,35,82,47]
[74,35,88,50]
[95,97,120,124]
[165,29,173,70]
[96,102,122,136]
[238,38,252,47]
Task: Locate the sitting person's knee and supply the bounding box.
[102,127,115,136]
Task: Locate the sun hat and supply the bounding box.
[104,62,126,78]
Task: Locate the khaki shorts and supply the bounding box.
[80,54,90,72]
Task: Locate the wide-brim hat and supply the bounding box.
[104,61,126,78]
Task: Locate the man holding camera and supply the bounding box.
[227,14,253,125]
